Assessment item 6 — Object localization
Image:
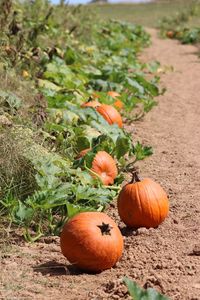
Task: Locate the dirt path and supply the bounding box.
[1,30,200,300]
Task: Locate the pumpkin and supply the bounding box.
[77,150,118,185]
[81,100,100,108]
[107,91,121,98]
[91,151,118,185]
[117,172,169,228]
[166,31,175,39]
[77,148,91,159]
[96,104,123,128]
[60,212,124,272]
[114,99,124,110]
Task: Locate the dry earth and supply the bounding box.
[1,29,200,300]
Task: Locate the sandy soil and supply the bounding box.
[1,30,200,300]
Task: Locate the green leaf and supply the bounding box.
[123,277,170,300]
[84,151,96,169]
[126,77,145,94]
[115,136,131,159]
[0,90,22,110]
[133,142,153,161]
[38,79,61,91]
[66,203,94,219]
[76,136,90,152]
[64,46,77,65]
[15,201,34,224]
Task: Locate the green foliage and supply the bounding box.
[123,277,170,300]
[0,0,159,241]
[159,2,200,44]
[0,90,22,113]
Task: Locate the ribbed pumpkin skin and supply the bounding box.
[96,104,123,128]
[91,151,118,185]
[60,212,124,272]
[81,100,100,108]
[117,178,169,228]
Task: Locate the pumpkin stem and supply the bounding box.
[86,96,93,103]
[130,170,141,183]
[97,222,113,236]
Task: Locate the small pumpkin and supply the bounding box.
[117,172,169,228]
[107,91,121,98]
[76,148,91,159]
[77,150,118,185]
[166,30,175,39]
[60,212,124,272]
[91,151,118,185]
[114,99,124,110]
[81,100,100,108]
[96,104,123,128]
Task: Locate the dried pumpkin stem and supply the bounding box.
[130,170,141,183]
[97,222,113,236]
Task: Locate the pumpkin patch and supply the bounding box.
[3,0,199,298]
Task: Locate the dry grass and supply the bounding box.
[0,129,36,200]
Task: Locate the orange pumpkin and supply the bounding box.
[60,212,124,272]
[81,100,100,108]
[91,151,118,185]
[114,99,124,110]
[107,91,121,98]
[166,31,175,39]
[96,104,123,128]
[117,172,169,228]
[76,148,91,159]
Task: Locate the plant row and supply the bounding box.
[0,0,162,241]
[159,2,200,44]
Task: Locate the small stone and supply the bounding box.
[162,150,168,154]
[112,295,120,300]
[192,283,200,289]
[192,245,200,256]
[136,227,150,235]
[173,219,179,224]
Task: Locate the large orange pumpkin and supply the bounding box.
[96,104,123,128]
[117,172,169,228]
[91,151,118,185]
[81,100,100,108]
[60,212,124,272]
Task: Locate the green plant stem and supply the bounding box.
[103,185,121,191]
[24,227,43,243]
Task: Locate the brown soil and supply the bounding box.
[1,30,200,300]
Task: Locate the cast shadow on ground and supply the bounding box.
[33,260,82,276]
[120,226,136,237]
[181,49,200,59]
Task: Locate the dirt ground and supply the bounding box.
[1,29,200,300]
